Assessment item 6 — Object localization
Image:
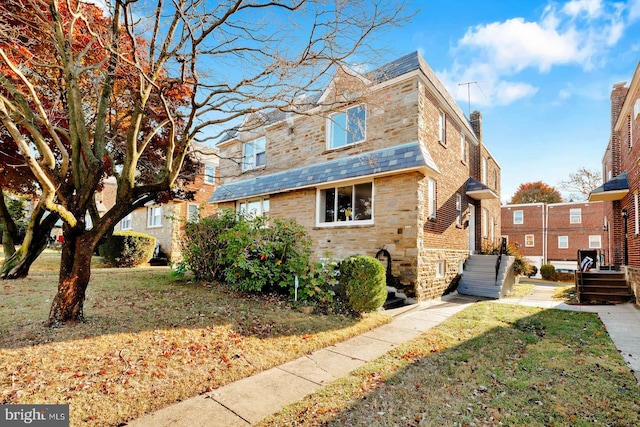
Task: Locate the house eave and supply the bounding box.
[467,189,499,200]
[588,189,629,202]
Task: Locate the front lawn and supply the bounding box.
[0,254,390,427]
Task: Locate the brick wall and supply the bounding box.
[501,203,544,258]
[546,202,606,264]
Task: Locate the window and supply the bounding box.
[455,193,462,226]
[493,170,498,190]
[570,208,582,224]
[558,236,568,249]
[438,110,446,143]
[147,205,162,228]
[629,114,633,149]
[238,197,270,218]
[525,234,534,247]
[460,134,466,162]
[513,210,523,224]
[204,164,215,185]
[436,260,445,278]
[589,235,601,249]
[428,178,437,219]
[187,203,199,223]
[242,137,266,171]
[327,104,366,149]
[482,157,488,184]
[318,182,372,225]
[482,208,489,238]
[121,213,132,230]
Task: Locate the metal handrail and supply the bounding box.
[495,237,507,284]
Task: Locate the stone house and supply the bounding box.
[116,143,219,261]
[589,61,640,303]
[210,52,501,301]
[501,201,608,275]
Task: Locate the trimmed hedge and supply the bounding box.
[338,255,387,313]
[99,231,156,268]
[540,264,557,281]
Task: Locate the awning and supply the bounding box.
[466,177,499,200]
[588,171,629,202]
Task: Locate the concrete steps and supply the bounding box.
[458,255,515,299]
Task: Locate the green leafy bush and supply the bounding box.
[540,264,557,281]
[99,231,156,267]
[482,242,532,276]
[179,209,238,281]
[527,265,539,278]
[338,255,387,313]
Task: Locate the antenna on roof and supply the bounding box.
[458,82,477,118]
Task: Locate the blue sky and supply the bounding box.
[376,0,640,203]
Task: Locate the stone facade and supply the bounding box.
[212,52,501,301]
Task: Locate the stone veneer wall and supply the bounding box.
[625,266,640,306]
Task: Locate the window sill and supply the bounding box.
[322,142,363,154]
[147,225,163,229]
[314,221,374,229]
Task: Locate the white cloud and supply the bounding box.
[441,0,631,108]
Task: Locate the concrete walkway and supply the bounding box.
[126,286,640,427]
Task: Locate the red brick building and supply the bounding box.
[501,201,608,275]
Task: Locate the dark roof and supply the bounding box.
[367,52,421,82]
[210,142,438,202]
[466,177,499,200]
[589,171,629,202]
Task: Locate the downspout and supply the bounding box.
[543,203,548,266]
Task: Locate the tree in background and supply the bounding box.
[0,0,410,325]
[557,167,601,201]
[509,181,563,204]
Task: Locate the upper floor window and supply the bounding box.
[629,114,633,149]
[482,157,488,184]
[238,197,270,218]
[460,134,466,162]
[242,137,266,171]
[455,193,462,226]
[438,110,446,143]
[513,210,523,224]
[482,208,489,238]
[318,181,372,225]
[558,235,568,249]
[570,208,582,224]
[121,213,132,230]
[147,205,162,228]
[428,178,437,219]
[327,104,366,149]
[204,164,216,185]
[589,235,601,249]
[493,170,498,190]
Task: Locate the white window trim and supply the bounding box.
[242,137,266,171]
[588,235,602,249]
[525,234,534,247]
[460,134,466,162]
[436,260,445,278]
[147,205,163,228]
[237,197,270,218]
[438,110,446,143]
[121,213,133,230]
[428,178,437,219]
[558,235,568,249]
[570,208,582,224]
[482,157,488,184]
[326,104,366,150]
[482,208,489,238]
[316,180,373,227]
[455,193,462,226]
[187,203,200,223]
[204,164,216,185]
[513,210,523,224]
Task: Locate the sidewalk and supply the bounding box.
[126,286,640,427]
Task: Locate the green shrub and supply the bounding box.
[338,255,387,313]
[540,264,557,280]
[179,209,238,281]
[99,231,156,267]
[482,242,532,276]
[527,265,538,278]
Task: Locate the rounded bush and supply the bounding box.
[338,255,387,313]
[540,264,556,281]
[99,231,156,268]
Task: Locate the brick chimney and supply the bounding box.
[469,110,482,143]
[610,82,628,176]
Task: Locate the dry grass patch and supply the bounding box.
[259,302,640,426]
[0,261,390,426]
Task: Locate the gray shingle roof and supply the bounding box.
[210,142,438,202]
[466,177,499,200]
[589,171,629,201]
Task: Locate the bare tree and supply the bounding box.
[0,0,410,324]
[557,167,602,201]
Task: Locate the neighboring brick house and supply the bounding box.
[210,52,501,301]
[116,143,219,261]
[501,201,608,274]
[590,61,640,302]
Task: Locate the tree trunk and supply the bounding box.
[48,233,95,325]
[1,212,58,279]
[0,189,17,258]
